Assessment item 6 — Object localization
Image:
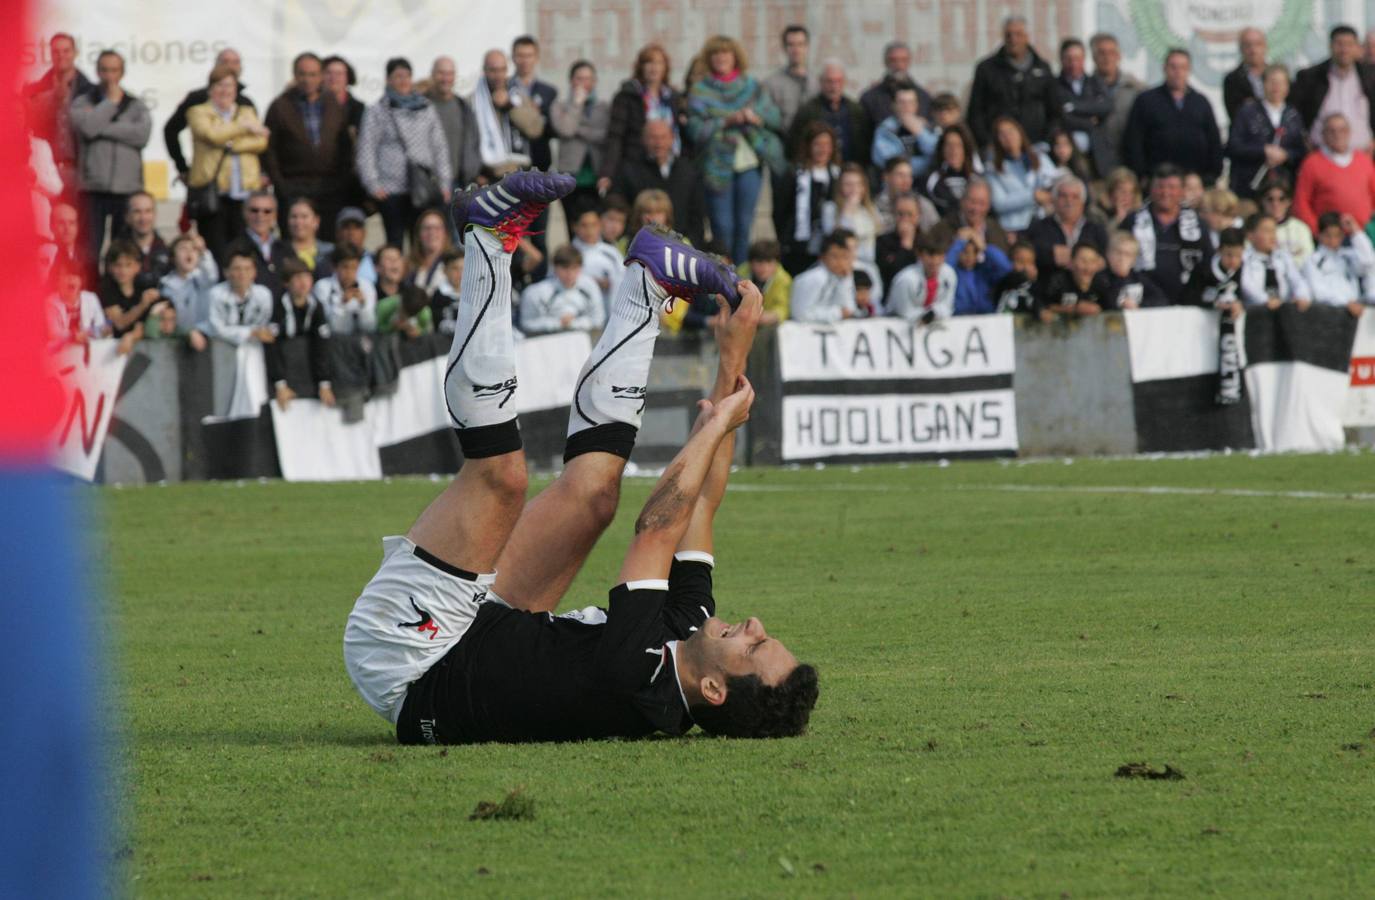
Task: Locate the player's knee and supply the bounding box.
[479,454,529,504]
[584,478,621,530]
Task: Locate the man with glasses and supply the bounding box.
[224,190,294,295]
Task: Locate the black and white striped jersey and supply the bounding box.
[396,557,715,745]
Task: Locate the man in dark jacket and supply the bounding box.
[262,53,353,241]
[1291,24,1375,150]
[967,16,1060,147]
[22,33,92,197]
[790,61,872,164]
[859,41,934,125]
[1023,175,1107,278]
[1222,28,1267,122]
[163,48,254,183]
[509,35,558,170]
[223,191,296,297]
[610,120,706,246]
[1121,49,1223,182]
[1056,38,1111,162]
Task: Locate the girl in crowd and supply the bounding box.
[686,34,785,264]
[822,162,881,261]
[406,207,453,297]
[923,125,977,219]
[285,197,335,279]
[984,116,1052,236]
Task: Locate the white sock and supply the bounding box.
[567,262,666,440]
[444,228,517,431]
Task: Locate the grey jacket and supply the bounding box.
[551,97,610,174]
[69,89,151,194]
[1094,72,1143,176]
[763,66,817,133]
[426,91,482,188]
[356,98,452,197]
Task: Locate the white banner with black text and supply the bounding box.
[777,317,1017,462]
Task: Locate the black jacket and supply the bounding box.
[266,292,331,390]
[966,46,1060,147]
[164,84,256,177]
[1225,99,1308,199]
[1024,216,1108,278]
[1056,73,1112,141]
[790,95,873,164]
[1222,65,1263,123]
[1291,58,1375,134]
[598,80,685,181]
[1121,85,1223,181]
[223,232,295,298]
[859,74,933,127]
[611,155,707,247]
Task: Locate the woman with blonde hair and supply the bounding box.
[629,188,675,236]
[187,63,270,259]
[822,162,881,261]
[686,34,785,264]
[406,207,453,297]
[1099,167,1141,227]
[597,44,683,195]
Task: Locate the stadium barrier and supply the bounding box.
[70,309,1372,484]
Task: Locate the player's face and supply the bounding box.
[693,616,797,687]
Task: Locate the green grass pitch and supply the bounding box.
[103,453,1375,897]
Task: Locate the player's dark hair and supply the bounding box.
[691,664,819,739]
[1218,227,1246,249]
[1316,211,1343,233]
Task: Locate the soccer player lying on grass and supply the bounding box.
[343,170,819,744]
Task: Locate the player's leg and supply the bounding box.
[407,171,575,572]
[494,228,741,612]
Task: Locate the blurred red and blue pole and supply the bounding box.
[1,0,109,896]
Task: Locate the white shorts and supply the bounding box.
[343,536,495,724]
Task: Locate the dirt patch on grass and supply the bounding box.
[1115,762,1185,780]
[470,787,535,821]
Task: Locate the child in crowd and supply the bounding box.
[1304,211,1375,317]
[1260,181,1314,266]
[315,244,379,335]
[99,240,158,348]
[741,239,792,324]
[1038,241,1110,320]
[1182,171,1205,209]
[1200,188,1243,248]
[205,248,275,345]
[889,233,957,323]
[518,245,605,334]
[1103,232,1166,309]
[375,244,434,338]
[822,163,881,261]
[1184,227,1245,315]
[159,233,220,351]
[430,247,464,335]
[601,195,630,253]
[268,259,335,411]
[853,269,877,317]
[947,228,1012,315]
[993,242,1039,314]
[788,232,859,323]
[1241,213,1310,310]
[570,207,625,312]
[47,257,109,351]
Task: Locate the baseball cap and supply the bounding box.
[336,207,367,228]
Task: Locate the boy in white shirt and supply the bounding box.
[47,258,109,351]
[158,233,219,350]
[519,245,606,335]
[314,245,379,335]
[1240,213,1310,310]
[888,233,958,323]
[205,249,275,345]
[570,208,625,315]
[788,233,858,324]
[1303,212,1374,317]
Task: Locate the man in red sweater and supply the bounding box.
[1293,113,1375,230]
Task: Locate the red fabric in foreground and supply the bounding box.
[0,0,63,461]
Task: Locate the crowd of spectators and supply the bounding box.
[33,20,1375,395]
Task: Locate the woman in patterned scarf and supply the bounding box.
[686,35,785,264]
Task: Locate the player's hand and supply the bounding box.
[715,282,762,364]
[709,375,755,432]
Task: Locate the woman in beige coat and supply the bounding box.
[188,63,269,259]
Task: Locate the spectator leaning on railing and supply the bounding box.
[205,247,275,346]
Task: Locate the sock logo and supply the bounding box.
[472,377,518,408]
[399,596,440,640]
[612,385,648,413]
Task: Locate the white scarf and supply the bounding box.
[794,165,839,244]
[473,78,531,168]
[1131,204,1201,272]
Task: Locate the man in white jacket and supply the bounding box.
[519,245,606,335]
[887,233,958,323]
[205,248,274,345]
[1303,211,1375,316]
[789,233,858,323]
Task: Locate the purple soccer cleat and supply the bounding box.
[625,226,741,308]
[451,170,576,252]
